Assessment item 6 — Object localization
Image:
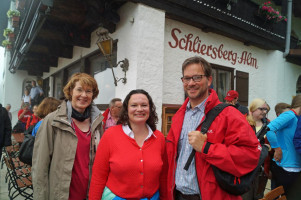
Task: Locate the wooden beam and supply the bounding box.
[289,49,301,56]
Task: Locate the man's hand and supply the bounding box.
[188,131,207,152]
[274,147,282,162]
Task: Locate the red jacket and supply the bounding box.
[164,89,261,200]
[102,108,110,130]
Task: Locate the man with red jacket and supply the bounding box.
[164,56,261,200]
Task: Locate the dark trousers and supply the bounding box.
[175,190,201,200]
[270,160,300,197]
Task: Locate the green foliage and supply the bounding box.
[7,10,20,18]
[3,28,13,37]
[2,40,11,47]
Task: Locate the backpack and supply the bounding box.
[12,120,25,133]
[19,119,38,166]
[184,103,269,195]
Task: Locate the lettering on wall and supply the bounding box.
[168,28,258,69]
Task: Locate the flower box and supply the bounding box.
[258,1,287,23]
[12,16,20,28]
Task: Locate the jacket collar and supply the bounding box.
[54,100,103,131]
[167,89,220,142]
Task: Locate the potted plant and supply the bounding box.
[7,10,20,27]
[3,28,15,42]
[2,40,12,50]
[258,1,287,23]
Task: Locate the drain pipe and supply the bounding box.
[283,0,293,57]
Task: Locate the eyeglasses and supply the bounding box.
[257,107,268,112]
[181,75,207,83]
[75,88,93,96]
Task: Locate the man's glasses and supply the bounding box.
[257,107,268,112]
[181,75,207,83]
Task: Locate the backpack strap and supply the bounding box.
[184,103,234,170]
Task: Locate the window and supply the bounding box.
[53,70,64,99]
[162,104,181,136]
[236,71,249,106]
[297,75,301,95]
[211,64,234,102]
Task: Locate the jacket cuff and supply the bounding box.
[203,141,212,154]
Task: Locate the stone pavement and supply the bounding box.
[0,161,271,200]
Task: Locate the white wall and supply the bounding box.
[111,2,166,129]
[163,19,301,120]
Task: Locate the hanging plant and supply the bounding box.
[2,40,12,49]
[258,1,287,23]
[7,10,20,18]
[3,28,13,37]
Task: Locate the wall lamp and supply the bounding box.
[96,29,129,86]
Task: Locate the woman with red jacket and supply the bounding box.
[25,105,40,130]
[89,89,166,200]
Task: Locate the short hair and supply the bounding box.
[291,95,301,109]
[6,104,11,108]
[275,103,291,115]
[182,56,212,77]
[247,98,267,126]
[22,102,30,109]
[109,98,122,108]
[32,80,36,86]
[118,89,158,131]
[37,97,61,118]
[63,73,99,101]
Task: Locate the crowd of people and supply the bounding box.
[1,56,301,200]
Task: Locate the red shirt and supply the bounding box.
[69,121,91,200]
[18,109,32,123]
[88,125,166,199]
[26,114,40,130]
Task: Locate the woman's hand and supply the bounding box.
[273,147,282,162]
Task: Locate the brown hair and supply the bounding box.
[182,56,212,77]
[37,97,61,118]
[275,103,291,116]
[117,89,158,131]
[291,95,301,109]
[63,73,99,101]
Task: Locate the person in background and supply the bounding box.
[275,103,291,117]
[30,80,43,106]
[244,98,270,200]
[224,90,249,116]
[5,104,12,121]
[31,97,61,137]
[267,95,301,198]
[89,89,166,200]
[18,102,32,130]
[102,98,123,130]
[32,73,104,200]
[22,88,31,108]
[165,56,260,200]
[26,105,40,130]
[0,103,12,160]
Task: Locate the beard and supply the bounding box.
[185,85,209,101]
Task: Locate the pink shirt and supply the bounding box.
[69,121,91,200]
[105,112,117,130]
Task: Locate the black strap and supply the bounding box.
[184,103,233,170]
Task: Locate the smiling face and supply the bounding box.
[71,81,93,113]
[128,94,150,126]
[183,63,212,108]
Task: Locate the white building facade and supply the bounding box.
[2,2,301,131]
